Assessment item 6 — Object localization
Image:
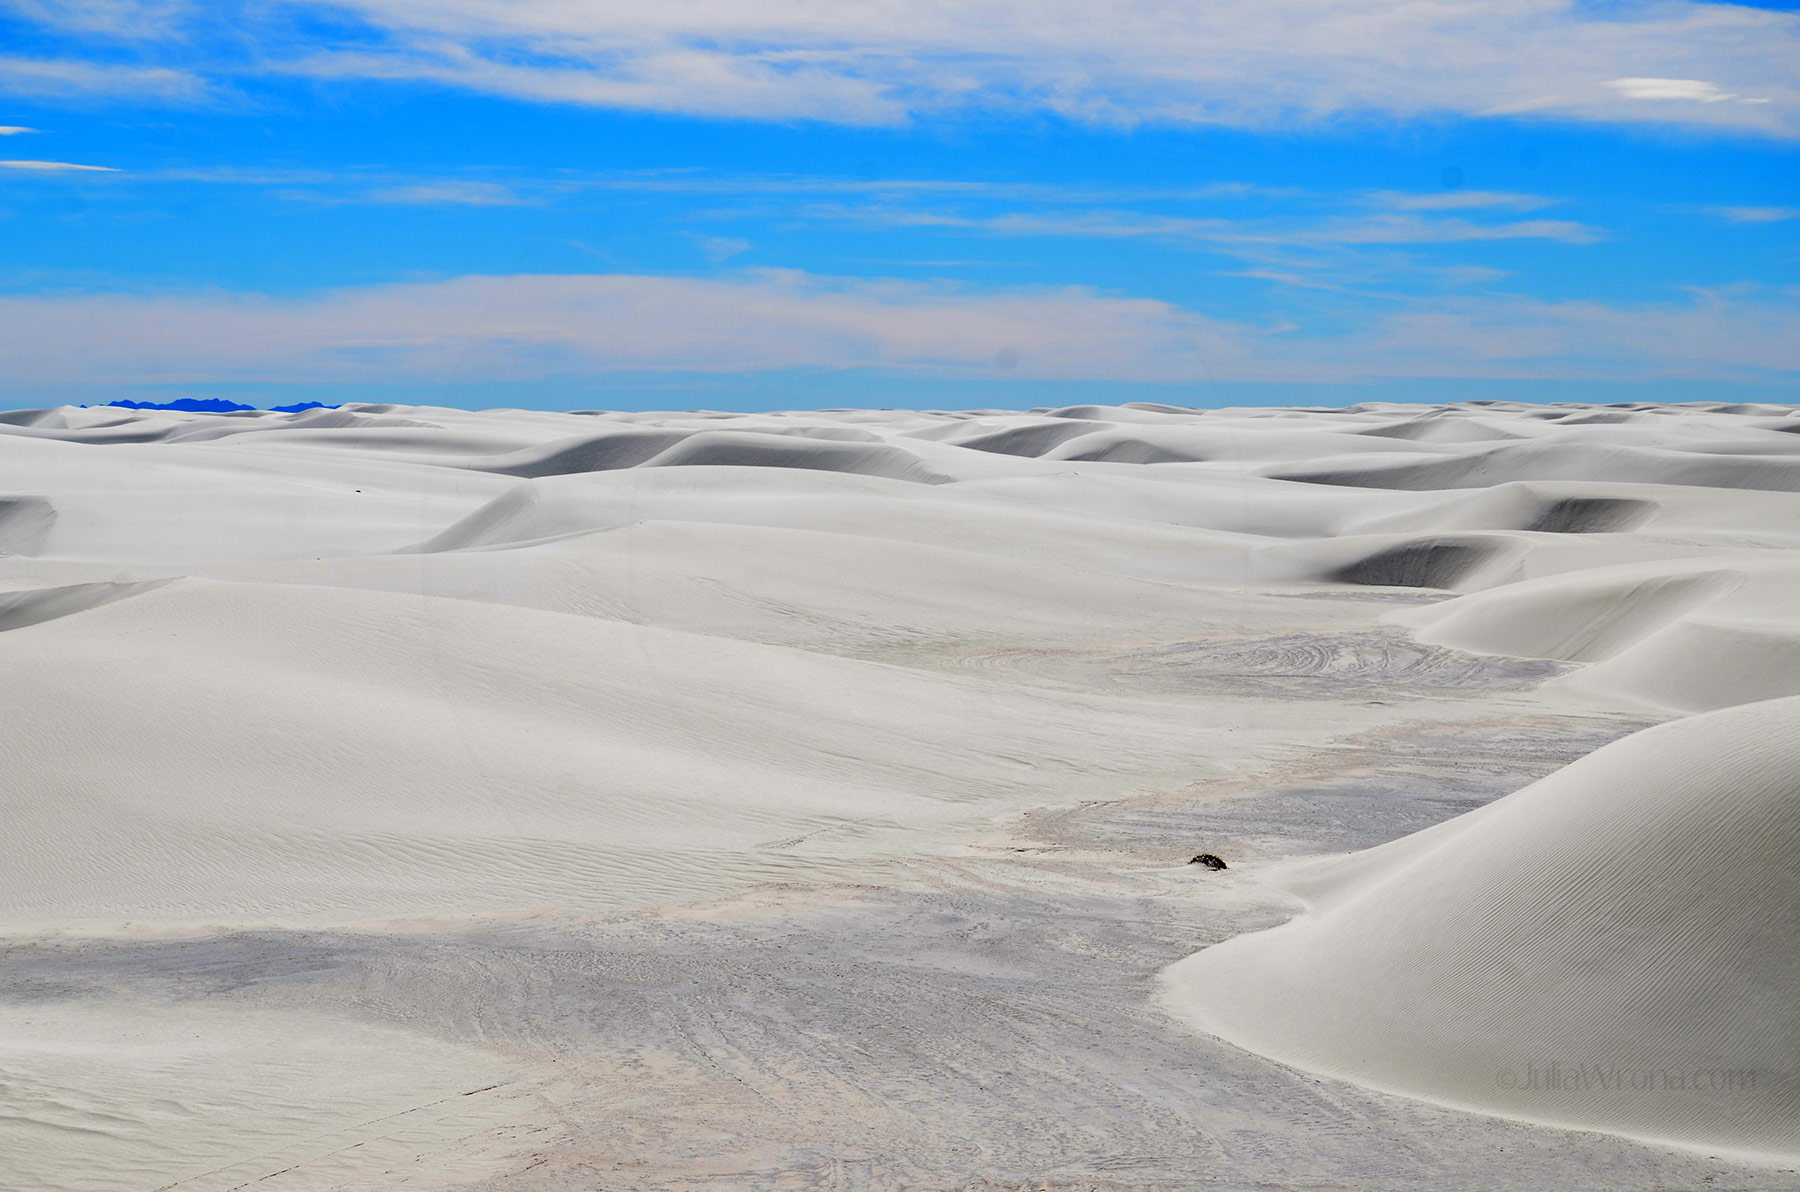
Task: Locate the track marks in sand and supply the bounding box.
[7,716,1777,1192]
[874,630,1563,701]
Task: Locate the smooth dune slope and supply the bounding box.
[1162,696,1800,1161]
[0,1001,515,1192]
[0,574,1249,929]
[1399,555,1800,711]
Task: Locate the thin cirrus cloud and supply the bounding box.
[805,203,1601,249]
[1707,206,1799,223]
[1313,214,1600,246]
[0,272,1790,388]
[785,198,1595,297]
[1374,191,1558,212]
[364,180,532,206]
[2,1,1797,135]
[43,157,1594,255]
[54,163,1286,211]
[0,54,203,102]
[0,158,116,171]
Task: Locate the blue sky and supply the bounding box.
[0,0,1796,410]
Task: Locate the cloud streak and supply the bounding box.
[0,158,116,171]
[1375,191,1557,213]
[2,1,1796,134]
[0,271,1790,389]
[798,202,1602,252]
[1604,77,1763,104]
[364,180,530,206]
[1707,206,1799,224]
[1368,287,1800,376]
[0,54,203,102]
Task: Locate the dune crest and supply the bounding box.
[1162,696,1800,1162]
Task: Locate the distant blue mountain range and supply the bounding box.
[99,398,337,414]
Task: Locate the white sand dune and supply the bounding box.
[234,520,1283,652]
[1162,696,1800,1161]
[1400,554,1800,711]
[4,399,1798,931]
[0,431,506,564]
[1271,439,1800,493]
[3,397,1800,1183]
[0,574,1261,929]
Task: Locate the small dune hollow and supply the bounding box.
[1328,539,1499,590]
[1522,497,1654,534]
[0,497,56,557]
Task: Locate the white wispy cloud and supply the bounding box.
[1313,214,1600,246]
[742,195,1602,300]
[364,180,530,206]
[1,1,1795,134]
[0,125,36,135]
[0,271,1790,387]
[0,271,1259,382]
[803,203,1602,249]
[0,158,116,171]
[0,55,203,101]
[1604,77,1756,103]
[4,0,195,39]
[1367,286,1800,376]
[692,235,751,264]
[1375,191,1558,212]
[107,165,1283,211]
[1707,206,1800,224]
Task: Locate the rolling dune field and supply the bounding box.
[2,399,1797,1189]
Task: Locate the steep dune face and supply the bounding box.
[0,496,55,556]
[472,427,691,476]
[1163,697,1800,1162]
[1522,495,1653,533]
[1325,536,1506,589]
[947,418,1109,457]
[0,580,168,632]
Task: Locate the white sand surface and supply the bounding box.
[1161,696,1800,1161]
[2,399,1798,1187]
[0,1001,517,1192]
